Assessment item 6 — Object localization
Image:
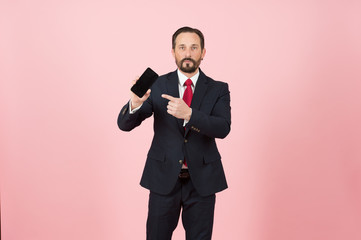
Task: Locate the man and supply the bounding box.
[117,26,231,240]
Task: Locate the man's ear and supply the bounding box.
[171,48,175,58]
[201,48,206,60]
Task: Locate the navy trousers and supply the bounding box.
[146,177,216,240]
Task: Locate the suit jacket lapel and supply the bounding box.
[166,70,179,98]
[166,70,184,133]
[191,69,208,110]
[185,69,208,136]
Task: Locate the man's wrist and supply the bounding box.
[129,99,142,114]
[185,108,192,121]
[131,99,142,111]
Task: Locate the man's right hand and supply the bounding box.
[130,77,151,110]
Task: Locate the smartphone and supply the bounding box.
[131,67,159,98]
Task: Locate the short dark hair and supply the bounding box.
[172,26,205,50]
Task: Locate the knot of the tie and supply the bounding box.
[184,79,193,87]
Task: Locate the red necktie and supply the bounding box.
[182,79,193,167]
[183,79,193,107]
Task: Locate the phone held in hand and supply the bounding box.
[131,67,159,98]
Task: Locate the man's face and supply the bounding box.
[172,32,206,74]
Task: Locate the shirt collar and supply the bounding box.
[177,69,200,87]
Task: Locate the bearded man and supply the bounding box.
[118,26,231,240]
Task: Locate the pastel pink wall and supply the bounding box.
[1,1,361,239]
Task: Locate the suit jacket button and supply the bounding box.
[179,160,183,164]
[184,139,188,143]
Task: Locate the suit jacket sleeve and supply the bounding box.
[186,82,231,139]
[117,94,153,131]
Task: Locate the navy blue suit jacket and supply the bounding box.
[117,69,231,197]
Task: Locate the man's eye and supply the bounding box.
[192,47,197,50]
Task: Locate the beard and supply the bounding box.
[176,57,202,73]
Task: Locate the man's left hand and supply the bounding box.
[162,94,192,121]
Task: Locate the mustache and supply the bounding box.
[181,58,196,64]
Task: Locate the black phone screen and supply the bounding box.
[131,67,159,98]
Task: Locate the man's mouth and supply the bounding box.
[182,59,194,64]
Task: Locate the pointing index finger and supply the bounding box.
[161,94,175,101]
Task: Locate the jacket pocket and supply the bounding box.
[203,151,221,164]
[147,150,165,162]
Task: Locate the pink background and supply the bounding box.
[1,0,361,239]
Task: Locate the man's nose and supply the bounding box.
[185,48,191,57]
